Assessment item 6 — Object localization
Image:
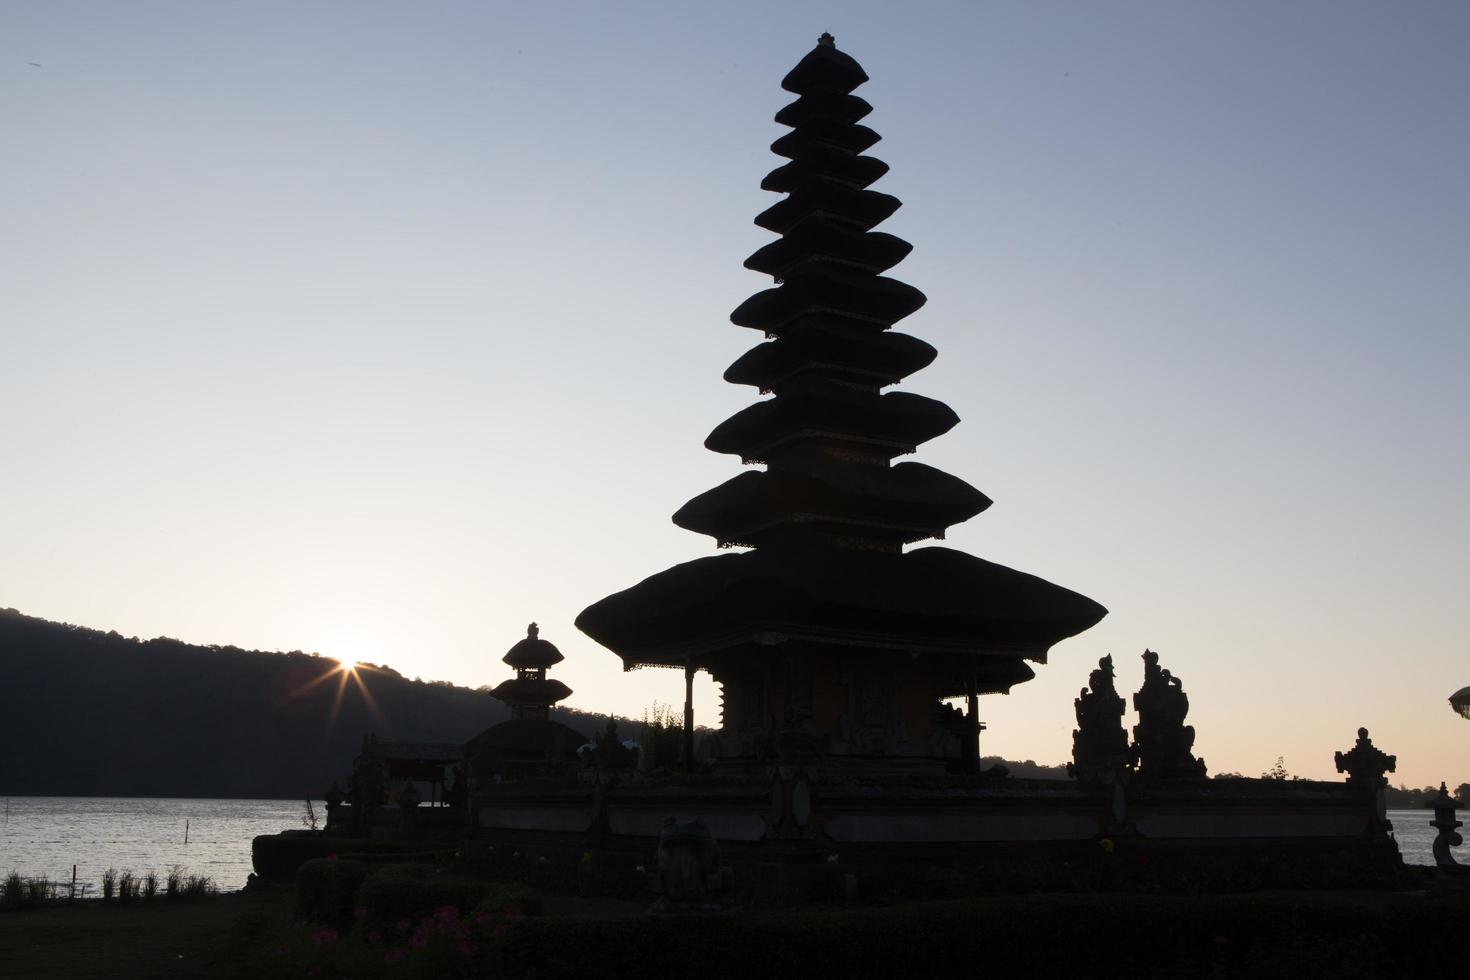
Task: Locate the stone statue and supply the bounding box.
[647,816,732,913]
[1426,783,1468,895]
[1131,650,1207,779]
[587,719,640,771]
[1068,655,1130,782]
[1333,727,1396,791]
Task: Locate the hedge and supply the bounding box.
[295,858,370,929]
[354,865,543,931]
[251,832,454,879]
[498,890,1470,979]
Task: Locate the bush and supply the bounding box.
[101,868,117,903]
[353,865,543,932]
[295,858,370,929]
[2,872,25,910]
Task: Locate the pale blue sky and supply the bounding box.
[3,2,1467,786]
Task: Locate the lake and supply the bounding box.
[0,797,309,894]
[0,799,1444,893]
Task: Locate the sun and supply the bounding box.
[336,659,360,674]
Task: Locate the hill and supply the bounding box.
[0,608,608,799]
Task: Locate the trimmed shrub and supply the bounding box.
[295,858,370,929]
[251,831,449,879]
[354,865,543,931]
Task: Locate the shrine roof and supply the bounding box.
[673,461,990,547]
[464,718,589,757]
[576,543,1107,670]
[723,328,936,391]
[489,676,573,706]
[503,622,564,668]
[781,35,870,95]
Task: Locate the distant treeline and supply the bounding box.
[1384,782,1470,808]
[0,608,614,799]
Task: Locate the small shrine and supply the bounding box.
[463,623,588,781]
[576,33,1106,771]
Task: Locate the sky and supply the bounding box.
[3,2,1467,788]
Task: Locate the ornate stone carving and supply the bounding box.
[1333,727,1396,791]
[1130,650,1207,779]
[1068,655,1131,782]
[586,719,640,771]
[1428,783,1463,867]
[648,816,732,913]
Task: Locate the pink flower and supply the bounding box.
[409,931,428,950]
[396,917,411,933]
[312,926,338,948]
[504,908,522,922]
[275,943,290,956]
[456,941,477,957]
[385,948,408,963]
[368,931,382,944]
[353,905,368,919]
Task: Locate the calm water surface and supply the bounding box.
[0,799,1443,894]
[0,797,310,893]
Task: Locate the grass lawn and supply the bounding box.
[0,893,290,980]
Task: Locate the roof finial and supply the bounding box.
[818,32,835,47]
[527,622,539,639]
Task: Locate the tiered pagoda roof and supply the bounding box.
[577,35,1104,694]
[488,623,572,713]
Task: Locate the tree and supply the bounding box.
[1262,757,1290,781]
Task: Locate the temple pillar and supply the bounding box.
[684,660,696,773]
[964,670,980,774]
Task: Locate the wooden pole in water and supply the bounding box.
[70,865,76,904]
[184,819,189,845]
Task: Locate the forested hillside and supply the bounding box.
[0,608,605,799]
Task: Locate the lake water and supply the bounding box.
[0,797,310,894]
[0,799,1444,893]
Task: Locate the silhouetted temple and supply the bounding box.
[464,624,587,781]
[577,35,1106,769]
[304,39,1403,901]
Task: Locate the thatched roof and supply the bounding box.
[488,676,572,707]
[705,382,958,463]
[780,35,870,95]
[744,222,911,279]
[731,265,925,332]
[673,461,990,548]
[774,91,873,128]
[502,623,564,669]
[577,543,1107,670]
[724,327,935,392]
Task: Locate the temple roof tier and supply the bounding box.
[731,265,926,332]
[723,327,936,392]
[575,543,1107,671]
[774,91,873,127]
[762,148,889,194]
[488,676,573,706]
[780,36,870,95]
[754,181,899,235]
[771,119,881,159]
[942,658,1038,698]
[503,622,564,668]
[704,383,959,463]
[744,222,911,279]
[672,461,992,548]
